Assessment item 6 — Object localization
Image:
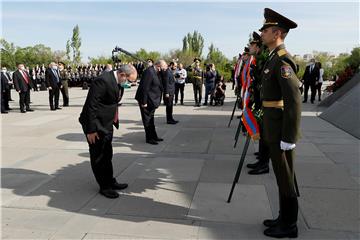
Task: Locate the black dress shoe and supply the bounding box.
[51,108,56,111]
[248,165,269,175]
[146,139,159,145]
[55,107,62,110]
[99,188,119,199]
[1,111,8,114]
[263,216,280,228]
[112,182,128,190]
[167,120,178,124]
[21,110,26,113]
[154,137,163,142]
[247,161,261,169]
[302,100,307,103]
[264,224,298,238]
[26,108,34,112]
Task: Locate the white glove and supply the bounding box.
[280,141,296,151]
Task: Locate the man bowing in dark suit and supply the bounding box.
[13,64,34,113]
[79,64,137,199]
[135,60,166,145]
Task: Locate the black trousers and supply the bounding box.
[174,83,185,104]
[49,87,60,109]
[88,131,116,189]
[193,84,202,104]
[32,79,38,91]
[139,105,159,141]
[164,94,175,122]
[310,84,317,102]
[19,90,31,111]
[7,88,12,100]
[1,90,9,111]
[303,83,316,102]
[60,80,69,106]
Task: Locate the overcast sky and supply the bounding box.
[2,1,359,62]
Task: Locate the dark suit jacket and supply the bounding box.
[1,72,11,91]
[13,70,33,92]
[79,71,120,134]
[162,68,175,95]
[302,65,319,85]
[135,66,163,109]
[45,68,62,89]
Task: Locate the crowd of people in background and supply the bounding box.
[1,59,227,114]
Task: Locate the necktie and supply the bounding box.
[53,69,59,82]
[21,70,30,84]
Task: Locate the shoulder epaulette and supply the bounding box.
[277,49,287,57]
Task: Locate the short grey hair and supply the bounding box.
[154,59,166,66]
[118,64,136,76]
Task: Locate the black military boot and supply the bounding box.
[246,160,261,169]
[264,223,298,238]
[264,197,298,238]
[248,164,269,175]
[263,215,280,228]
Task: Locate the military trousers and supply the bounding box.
[268,143,296,197]
[60,80,69,106]
[192,83,202,105]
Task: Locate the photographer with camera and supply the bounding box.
[174,63,187,105]
[212,75,226,106]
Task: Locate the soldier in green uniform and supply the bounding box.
[259,8,301,238]
[192,58,203,107]
[58,62,70,106]
[246,31,271,175]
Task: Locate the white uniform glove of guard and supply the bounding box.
[280,141,296,151]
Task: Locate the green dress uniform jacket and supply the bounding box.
[261,44,301,144]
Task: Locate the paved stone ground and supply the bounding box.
[1,84,359,239]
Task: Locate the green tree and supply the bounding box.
[65,39,71,61]
[70,25,82,65]
[182,30,204,57]
[206,43,232,80]
[88,55,113,65]
[346,47,360,70]
[0,38,17,69]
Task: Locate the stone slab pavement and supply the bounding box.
[1,84,359,239]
